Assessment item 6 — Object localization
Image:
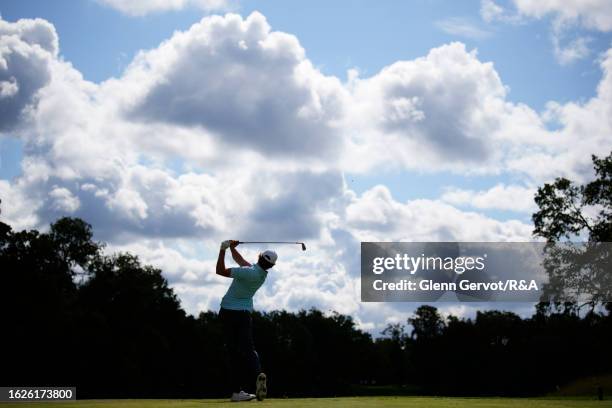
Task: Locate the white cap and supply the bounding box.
[260,250,277,265]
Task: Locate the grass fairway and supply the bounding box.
[1,397,610,408]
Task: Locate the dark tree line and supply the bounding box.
[1,215,611,398]
[0,152,610,398]
[378,304,612,396]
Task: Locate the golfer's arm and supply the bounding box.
[216,249,231,277]
[230,247,251,267]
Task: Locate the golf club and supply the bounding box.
[238,241,307,251]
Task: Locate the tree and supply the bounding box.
[533,152,612,310]
[49,217,100,271]
[0,217,101,387]
[76,252,188,397]
[406,306,446,393]
[533,152,612,242]
[409,305,445,340]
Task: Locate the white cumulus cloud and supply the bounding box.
[49,186,81,213]
[482,0,612,31]
[441,184,537,213]
[120,12,347,160]
[0,17,57,132]
[344,185,533,242]
[481,0,612,64]
[343,42,549,174]
[512,0,612,31]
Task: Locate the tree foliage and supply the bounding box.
[533,152,612,242]
[532,152,612,309]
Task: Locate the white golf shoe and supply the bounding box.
[256,372,267,401]
[230,390,256,402]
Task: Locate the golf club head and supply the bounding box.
[301,243,306,251]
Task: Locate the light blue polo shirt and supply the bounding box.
[220,263,268,311]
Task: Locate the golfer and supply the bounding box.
[216,239,275,402]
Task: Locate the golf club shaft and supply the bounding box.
[238,241,306,251]
[238,241,302,244]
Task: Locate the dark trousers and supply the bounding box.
[219,307,261,393]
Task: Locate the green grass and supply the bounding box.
[1,397,611,408]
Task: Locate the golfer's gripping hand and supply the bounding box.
[220,240,239,250]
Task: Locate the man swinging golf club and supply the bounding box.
[216,239,275,402]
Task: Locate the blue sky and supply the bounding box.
[1,0,611,328]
